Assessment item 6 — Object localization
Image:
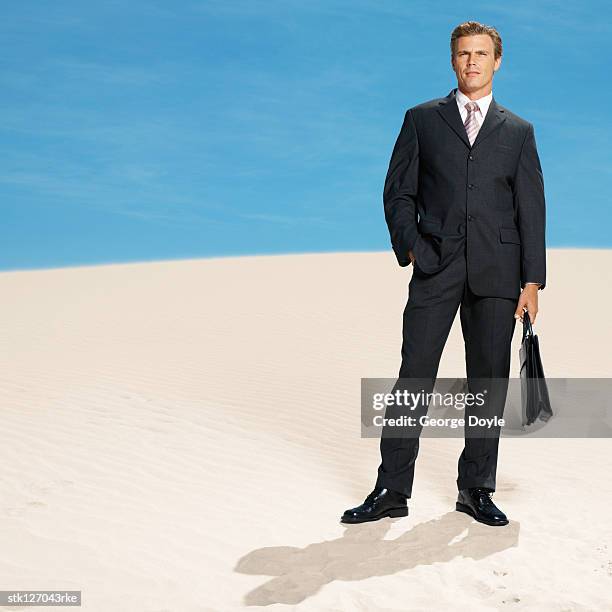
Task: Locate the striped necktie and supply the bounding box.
[464,101,480,146]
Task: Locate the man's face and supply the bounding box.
[451,34,501,95]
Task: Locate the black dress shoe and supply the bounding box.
[341,487,408,524]
[455,487,509,526]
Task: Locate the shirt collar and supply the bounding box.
[455,87,493,118]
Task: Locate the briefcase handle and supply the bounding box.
[521,309,534,340]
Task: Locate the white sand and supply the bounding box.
[0,248,610,611]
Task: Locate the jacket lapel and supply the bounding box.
[437,88,506,149]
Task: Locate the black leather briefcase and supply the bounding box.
[519,310,553,427]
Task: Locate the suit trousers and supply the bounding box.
[375,242,518,498]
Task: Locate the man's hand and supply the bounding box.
[408,249,416,264]
[515,285,539,324]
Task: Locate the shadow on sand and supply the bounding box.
[235,511,520,606]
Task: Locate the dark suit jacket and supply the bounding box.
[383,88,546,299]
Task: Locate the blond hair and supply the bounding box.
[451,21,503,59]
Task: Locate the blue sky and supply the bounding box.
[2,1,610,271]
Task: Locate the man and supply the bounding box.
[342,21,546,527]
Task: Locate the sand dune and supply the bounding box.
[1,248,611,611]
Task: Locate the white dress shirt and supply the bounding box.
[456,87,493,127]
[455,88,541,289]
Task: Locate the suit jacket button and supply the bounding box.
[469,155,474,161]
